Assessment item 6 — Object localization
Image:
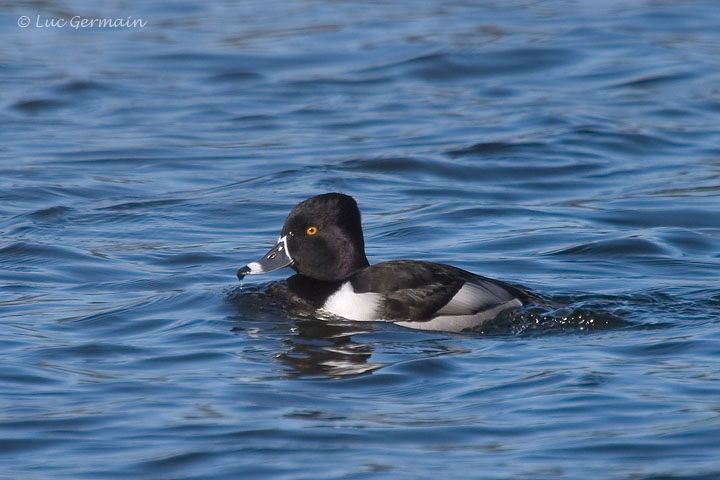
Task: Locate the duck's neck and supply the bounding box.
[287,274,343,307]
[332,233,369,281]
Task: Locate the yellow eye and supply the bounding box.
[306,226,318,235]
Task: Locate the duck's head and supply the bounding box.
[238,193,369,282]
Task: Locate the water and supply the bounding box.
[2,1,720,478]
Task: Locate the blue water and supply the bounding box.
[2,1,720,478]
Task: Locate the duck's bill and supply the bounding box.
[237,236,292,280]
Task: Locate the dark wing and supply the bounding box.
[350,260,531,322]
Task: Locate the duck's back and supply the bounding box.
[349,260,530,330]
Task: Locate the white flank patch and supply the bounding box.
[245,261,264,274]
[395,298,522,332]
[321,282,382,321]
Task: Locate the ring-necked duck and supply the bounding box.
[238,193,535,332]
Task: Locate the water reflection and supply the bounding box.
[227,284,384,377]
[278,318,384,377]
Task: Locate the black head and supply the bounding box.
[281,193,369,281]
[237,193,370,282]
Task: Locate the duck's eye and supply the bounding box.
[305,226,318,236]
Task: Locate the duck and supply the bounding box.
[237,193,535,332]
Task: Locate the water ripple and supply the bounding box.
[2,1,720,478]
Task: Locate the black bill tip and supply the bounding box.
[237,266,251,280]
